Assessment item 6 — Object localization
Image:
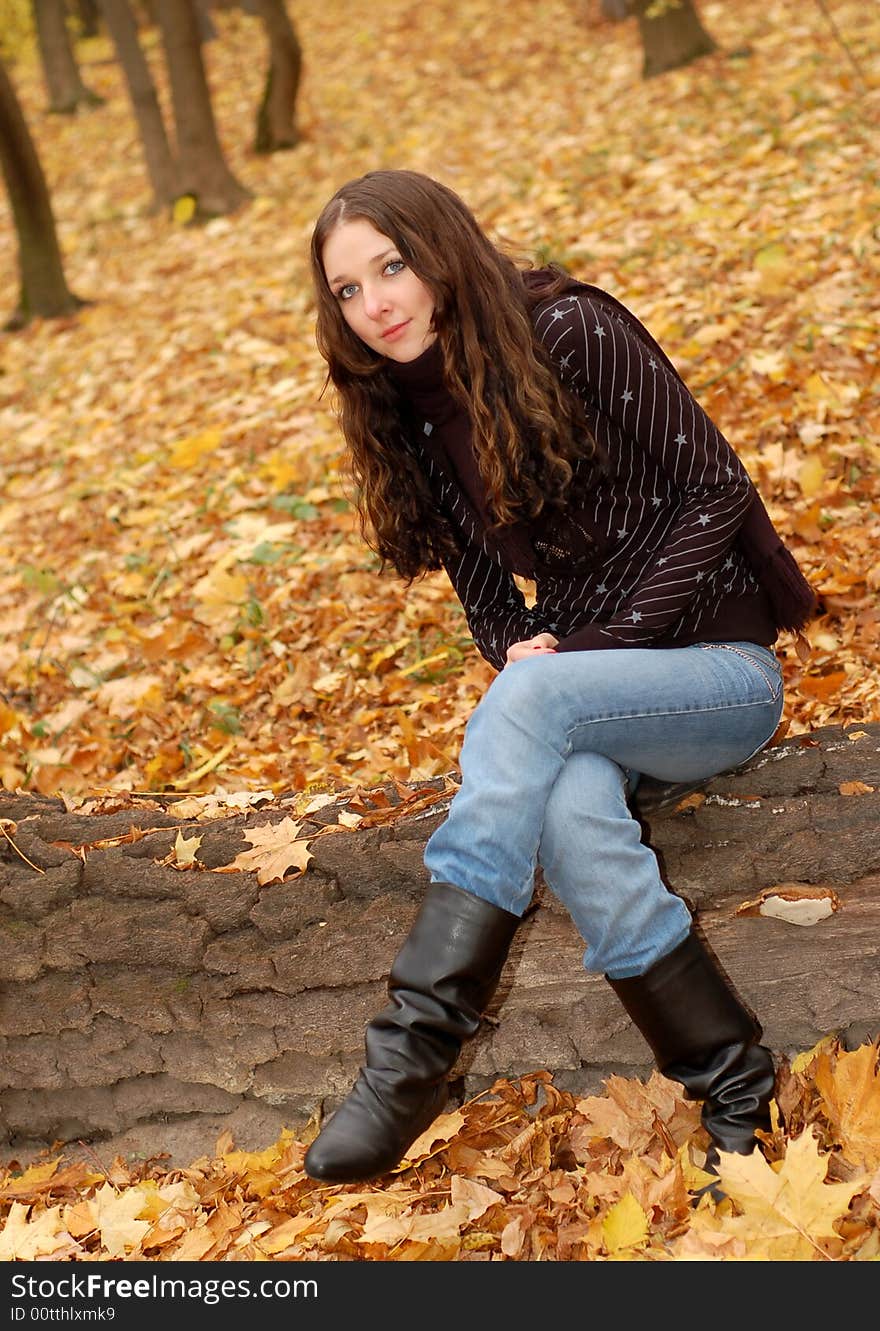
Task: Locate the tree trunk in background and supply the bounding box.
[253,0,301,153]
[98,0,180,211]
[0,56,85,328]
[33,0,103,112]
[154,0,251,218]
[633,0,716,78]
[132,0,157,25]
[193,0,218,41]
[71,0,101,37]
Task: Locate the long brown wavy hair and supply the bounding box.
[310,169,604,580]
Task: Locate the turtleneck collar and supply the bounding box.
[386,337,461,426]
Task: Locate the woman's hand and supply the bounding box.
[505,633,559,665]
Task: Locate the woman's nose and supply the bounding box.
[362,283,389,321]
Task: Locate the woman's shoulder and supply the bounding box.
[526,276,680,378]
[524,271,632,331]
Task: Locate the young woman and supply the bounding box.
[303,168,816,1187]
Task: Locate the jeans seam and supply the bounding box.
[562,695,780,739]
[696,643,782,701]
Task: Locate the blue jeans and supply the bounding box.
[423,642,784,979]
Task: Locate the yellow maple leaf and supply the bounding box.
[449,1174,505,1221]
[191,565,249,630]
[169,428,223,468]
[89,1182,151,1258]
[401,1108,468,1164]
[0,1159,61,1196]
[0,1202,72,1260]
[357,1200,470,1247]
[713,1129,865,1260]
[813,1040,880,1172]
[132,1178,202,1225]
[798,455,826,498]
[221,1128,299,1197]
[95,673,164,720]
[602,1191,649,1254]
[256,1212,323,1255]
[170,828,203,868]
[226,816,313,885]
[748,349,788,380]
[790,1034,838,1077]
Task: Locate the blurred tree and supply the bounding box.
[0,53,85,327]
[32,0,104,111]
[600,0,631,18]
[97,0,179,210]
[632,0,716,78]
[70,0,100,36]
[193,0,302,153]
[154,0,251,218]
[253,0,301,153]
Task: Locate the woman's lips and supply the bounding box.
[381,320,410,341]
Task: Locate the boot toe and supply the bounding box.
[304,1136,386,1183]
[303,1094,404,1183]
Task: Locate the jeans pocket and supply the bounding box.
[697,642,783,702]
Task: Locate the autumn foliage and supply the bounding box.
[1,0,879,1263]
[2,1038,880,1262]
[0,0,878,804]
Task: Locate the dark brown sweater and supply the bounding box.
[390,286,791,671]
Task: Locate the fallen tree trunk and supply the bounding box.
[2,722,879,1167]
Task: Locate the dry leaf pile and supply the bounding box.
[1,1038,879,1262]
[0,0,878,803]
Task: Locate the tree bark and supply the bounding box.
[1,723,878,1166]
[600,0,631,20]
[98,0,180,211]
[71,0,101,37]
[253,0,301,153]
[0,56,85,329]
[32,0,103,112]
[632,0,716,78]
[154,0,251,219]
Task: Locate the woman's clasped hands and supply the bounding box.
[504,633,559,665]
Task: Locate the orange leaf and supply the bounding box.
[799,671,847,699]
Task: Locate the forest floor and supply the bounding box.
[1,0,879,1263]
[1,0,878,805]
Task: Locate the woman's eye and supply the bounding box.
[338,283,358,301]
[385,259,405,276]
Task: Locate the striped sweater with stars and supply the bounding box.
[390,284,778,673]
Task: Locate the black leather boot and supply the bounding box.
[304,881,520,1184]
[606,929,776,1180]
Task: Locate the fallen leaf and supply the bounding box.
[602,1192,649,1254]
[223,816,313,884]
[89,1183,151,1259]
[711,1129,864,1260]
[169,828,203,867]
[813,1041,880,1173]
[0,1202,73,1260]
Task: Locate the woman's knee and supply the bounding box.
[540,752,629,862]
[466,656,553,735]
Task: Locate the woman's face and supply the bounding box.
[322,218,436,363]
